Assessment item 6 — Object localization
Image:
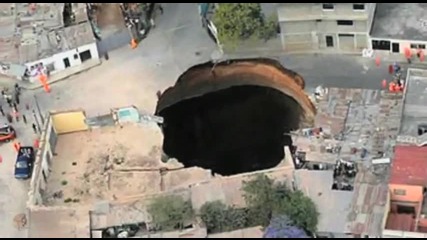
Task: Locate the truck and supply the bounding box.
[14,146,35,180]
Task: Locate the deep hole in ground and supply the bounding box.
[158,85,303,175]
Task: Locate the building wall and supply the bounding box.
[370,37,427,55]
[25,42,99,76]
[389,184,423,203]
[278,3,375,53]
[27,113,56,207]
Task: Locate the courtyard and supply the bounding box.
[44,123,165,207]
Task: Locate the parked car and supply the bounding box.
[0,125,16,142]
[14,146,35,180]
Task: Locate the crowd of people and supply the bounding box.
[1,84,38,134]
[383,62,405,93]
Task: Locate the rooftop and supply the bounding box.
[399,68,427,137]
[293,88,402,164]
[370,3,427,41]
[390,146,427,186]
[347,164,389,237]
[295,170,354,234]
[0,3,94,64]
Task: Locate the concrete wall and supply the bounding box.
[389,184,423,203]
[277,3,372,22]
[27,113,56,207]
[370,37,427,55]
[51,110,88,134]
[25,42,99,76]
[27,109,91,207]
[277,3,375,53]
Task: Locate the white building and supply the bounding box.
[24,21,99,81]
[369,3,427,55]
[0,3,99,82]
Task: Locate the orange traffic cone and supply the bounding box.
[130,38,138,49]
[375,56,381,67]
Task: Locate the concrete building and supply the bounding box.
[0,3,99,82]
[382,146,427,238]
[277,3,376,53]
[370,3,427,56]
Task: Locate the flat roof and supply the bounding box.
[390,146,427,186]
[386,213,415,232]
[0,3,94,64]
[295,170,354,234]
[399,68,427,137]
[370,3,427,41]
[347,166,389,237]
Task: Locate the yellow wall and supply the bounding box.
[51,111,88,134]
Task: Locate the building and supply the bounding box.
[370,3,427,56]
[277,3,376,53]
[382,146,427,238]
[0,3,99,82]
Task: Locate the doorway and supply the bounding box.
[63,58,71,68]
[392,42,400,53]
[326,35,334,47]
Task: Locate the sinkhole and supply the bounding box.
[156,58,316,176]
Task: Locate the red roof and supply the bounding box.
[390,146,427,186]
[386,213,415,231]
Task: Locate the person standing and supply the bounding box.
[22,114,27,124]
[12,102,17,112]
[6,113,12,123]
[32,123,37,134]
[13,109,19,122]
[6,96,12,108]
[15,94,20,105]
[158,4,164,14]
[0,105,4,117]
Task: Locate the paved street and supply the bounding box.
[0,103,37,237]
[29,3,217,116]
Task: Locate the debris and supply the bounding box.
[53,190,63,199]
[13,213,27,230]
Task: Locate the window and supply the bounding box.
[73,54,78,59]
[353,4,365,11]
[338,34,355,37]
[393,189,406,196]
[337,20,353,26]
[322,3,334,10]
[410,43,426,49]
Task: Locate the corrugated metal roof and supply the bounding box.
[390,146,427,186]
[347,166,389,237]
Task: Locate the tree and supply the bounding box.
[242,174,318,233]
[263,215,309,238]
[242,174,277,226]
[147,195,194,231]
[200,201,249,233]
[274,190,319,234]
[213,3,276,49]
[200,201,228,233]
